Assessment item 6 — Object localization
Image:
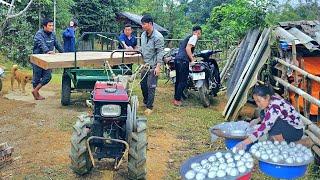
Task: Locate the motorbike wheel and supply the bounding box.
[0,79,2,92]
[199,81,210,107]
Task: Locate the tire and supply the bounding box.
[128,117,147,180]
[70,114,93,175]
[199,81,210,107]
[0,79,2,92]
[61,72,71,106]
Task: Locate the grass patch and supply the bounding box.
[51,73,62,85]
[57,117,77,131]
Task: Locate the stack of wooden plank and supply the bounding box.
[0,142,14,168]
[223,28,271,120]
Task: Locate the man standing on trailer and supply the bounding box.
[140,14,164,116]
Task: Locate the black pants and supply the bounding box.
[32,63,52,88]
[140,69,158,109]
[174,59,189,101]
[260,111,303,142]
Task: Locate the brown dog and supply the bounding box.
[11,65,32,93]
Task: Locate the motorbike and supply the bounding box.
[0,67,4,92]
[163,48,178,83]
[187,50,221,107]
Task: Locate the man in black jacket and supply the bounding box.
[173,26,202,106]
[32,18,63,100]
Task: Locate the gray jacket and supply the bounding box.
[33,29,63,54]
[140,29,164,67]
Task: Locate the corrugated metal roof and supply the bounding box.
[275,20,320,51]
[117,12,169,34]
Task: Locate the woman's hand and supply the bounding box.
[235,141,247,151]
[235,138,252,151]
[249,118,260,127]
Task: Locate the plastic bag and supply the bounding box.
[209,121,255,142]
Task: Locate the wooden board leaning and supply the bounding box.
[30,51,144,70]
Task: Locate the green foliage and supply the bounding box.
[266,1,320,25]
[0,15,34,65]
[125,0,193,38]
[72,0,124,34]
[187,0,233,24]
[203,0,272,45]
[0,0,74,65]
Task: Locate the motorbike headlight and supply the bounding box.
[101,105,121,117]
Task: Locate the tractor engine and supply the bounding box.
[91,81,129,159]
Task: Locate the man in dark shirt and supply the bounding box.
[116,24,138,72]
[173,26,202,106]
[118,24,137,50]
[62,19,77,52]
[32,18,63,100]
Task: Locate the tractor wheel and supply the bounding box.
[0,79,2,92]
[70,114,93,175]
[131,96,138,131]
[128,117,147,180]
[199,81,210,108]
[126,104,133,141]
[61,72,71,106]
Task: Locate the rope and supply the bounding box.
[128,64,151,97]
[103,60,151,98]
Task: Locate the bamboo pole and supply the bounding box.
[312,145,320,158]
[274,57,320,83]
[299,114,320,138]
[273,76,320,107]
[305,130,320,147]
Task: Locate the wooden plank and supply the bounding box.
[30,51,143,70]
[224,28,270,119]
[229,41,271,120]
[226,31,252,97]
[223,29,263,116]
[227,29,260,97]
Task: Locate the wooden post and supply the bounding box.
[306,79,312,119]
[292,41,300,112]
[301,58,308,118]
[318,91,320,124]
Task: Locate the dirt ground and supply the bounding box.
[0,78,181,179]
